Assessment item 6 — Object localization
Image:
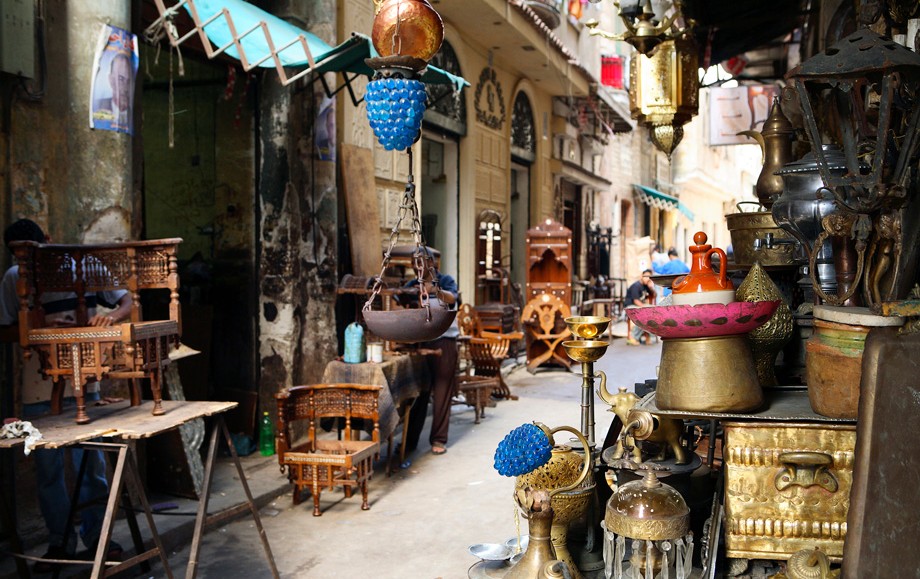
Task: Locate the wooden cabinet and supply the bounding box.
[525,219,572,305]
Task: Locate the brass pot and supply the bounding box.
[657,335,763,412]
[363,307,456,343]
[726,203,797,267]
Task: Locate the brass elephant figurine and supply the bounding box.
[598,379,689,465]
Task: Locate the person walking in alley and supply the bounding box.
[624,269,656,346]
[0,219,130,571]
[398,249,459,459]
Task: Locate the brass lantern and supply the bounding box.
[785,28,920,305]
[629,37,699,157]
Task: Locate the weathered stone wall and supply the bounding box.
[257,0,339,413]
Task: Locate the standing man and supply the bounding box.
[624,269,656,346]
[653,247,690,298]
[400,249,458,459]
[0,219,130,571]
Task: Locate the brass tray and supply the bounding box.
[635,389,855,423]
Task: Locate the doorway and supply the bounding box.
[510,162,531,291]
[421,135,459,278]
[141,49,257,402]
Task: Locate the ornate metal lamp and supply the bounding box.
[785,28,920,305]
[629,37,699,157]
[362,0,455,342]
[586,0,693,57]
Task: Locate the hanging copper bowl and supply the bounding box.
[364,306,456,343]
[371,0,444,62]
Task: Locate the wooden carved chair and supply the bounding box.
[456,304,522,400]
[275,383,382,516]
[11,239,182,424]
[521,292,573,372]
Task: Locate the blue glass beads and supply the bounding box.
[493,423,553,477]
[365,76,427,151]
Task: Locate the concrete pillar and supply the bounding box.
[257,0,339,412]
[7,0,134,243]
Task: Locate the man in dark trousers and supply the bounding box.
[399,249,458,459]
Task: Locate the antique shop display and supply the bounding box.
[597,386,688,466]
[786,28,920,306]
[11,239,183,424]
[726,202,798,269]
[736,262,794,388]
[670,232,734,306]
[723,421,855,561]
[525,219,573,304]
[805,305,904,419]
[522,293,573,372]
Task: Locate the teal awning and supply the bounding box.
[166,0,467,99]
[633,184,695,221]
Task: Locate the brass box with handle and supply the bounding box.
[723,421,855,562]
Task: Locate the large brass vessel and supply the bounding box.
[656,335,763,412]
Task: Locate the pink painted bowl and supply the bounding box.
[626,300,781,339]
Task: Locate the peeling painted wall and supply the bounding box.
[256,0,339,414]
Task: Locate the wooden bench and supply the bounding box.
[11,239,182,424]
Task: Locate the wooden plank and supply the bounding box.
[0,401,237,449]
[341,143,383,278]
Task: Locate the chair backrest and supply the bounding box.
[457,303,483,338]
[521,292,572,336]
[275,383,382,463]
[10,239,183,340]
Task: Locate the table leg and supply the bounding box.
[76,441,174,579]
[186,416,279,579]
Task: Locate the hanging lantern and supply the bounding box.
[785,28,920,305]
[585,0,694,57]
[362,0,453,341]
[628,37,699,157]
[365,0,444,152]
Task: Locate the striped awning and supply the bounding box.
[633,184,694,221]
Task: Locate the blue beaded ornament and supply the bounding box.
[493,423,553,477]
[365,76,428,151]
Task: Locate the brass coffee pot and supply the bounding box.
[739,97,795,209]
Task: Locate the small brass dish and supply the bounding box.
[562,340,609,363]
[564,316,611,339]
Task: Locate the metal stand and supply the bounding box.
[186,415,279,579]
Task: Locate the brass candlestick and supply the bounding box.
[563,316,611,450]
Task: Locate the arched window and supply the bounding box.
[425,41,466,136]
[511,92,536,163]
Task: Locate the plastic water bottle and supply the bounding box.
[343,322,366,363]
[259,411,275,456]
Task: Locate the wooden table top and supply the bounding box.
[1,400,237,449]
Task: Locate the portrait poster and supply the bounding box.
[708,85,779,146]
[89,24,138,135]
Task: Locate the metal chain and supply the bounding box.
[363,146,443,314]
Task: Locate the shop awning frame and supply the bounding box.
[146,0,468,106]
[633,184,694,221]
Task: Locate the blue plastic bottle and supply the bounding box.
[344,322,366,363]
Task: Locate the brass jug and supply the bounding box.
[739,97,795,209]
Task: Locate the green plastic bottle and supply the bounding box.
[259,411,275,456]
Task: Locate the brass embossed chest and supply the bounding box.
[723,421,856,561]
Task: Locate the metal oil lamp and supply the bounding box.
[600,461,693,579]
[562,315,612,451]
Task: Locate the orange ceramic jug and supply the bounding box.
[671,232,734,304]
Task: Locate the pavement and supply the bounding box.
[2,322,665,579]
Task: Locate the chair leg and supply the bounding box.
[361,479,370,511]
[292,482,303,506]
[129,377,142,406]
[312,484,322,517]
[50,378,65,415]
[150,367,165,416]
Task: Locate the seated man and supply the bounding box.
[624,269,655,346]
[0,219,129,570]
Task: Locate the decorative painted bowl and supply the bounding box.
[626,300,781,339]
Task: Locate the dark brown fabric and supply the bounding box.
[406,337,458,450]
